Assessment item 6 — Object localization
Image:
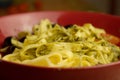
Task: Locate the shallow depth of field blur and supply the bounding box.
[0,0,120,16]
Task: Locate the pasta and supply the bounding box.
[1,19,120,68]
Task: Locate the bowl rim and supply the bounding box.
[0,11,120,19]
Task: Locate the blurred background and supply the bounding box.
[0,0,120,16]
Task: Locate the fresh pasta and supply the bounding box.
[1,19,120,68]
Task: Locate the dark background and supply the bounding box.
[0,0,119,16]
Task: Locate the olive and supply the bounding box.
[1,36,16,56]
[1,45,15,56]
[2,36,12,47]
[64,24,73,29]
[19,37,26,42]
[52,24,56,27]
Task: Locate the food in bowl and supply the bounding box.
[0,19,120,68]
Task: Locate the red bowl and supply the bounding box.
[0,11,120,80]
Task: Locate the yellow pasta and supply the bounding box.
[1,19,120,68]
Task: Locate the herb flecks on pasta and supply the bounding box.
[1,19,120,68]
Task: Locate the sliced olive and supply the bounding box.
[2,46,15,56]
[19,37,26,42]
[2,36,12,47]
[64,24,73,29]
[52,24,56,27]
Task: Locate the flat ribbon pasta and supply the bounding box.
[2,19,120,68]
